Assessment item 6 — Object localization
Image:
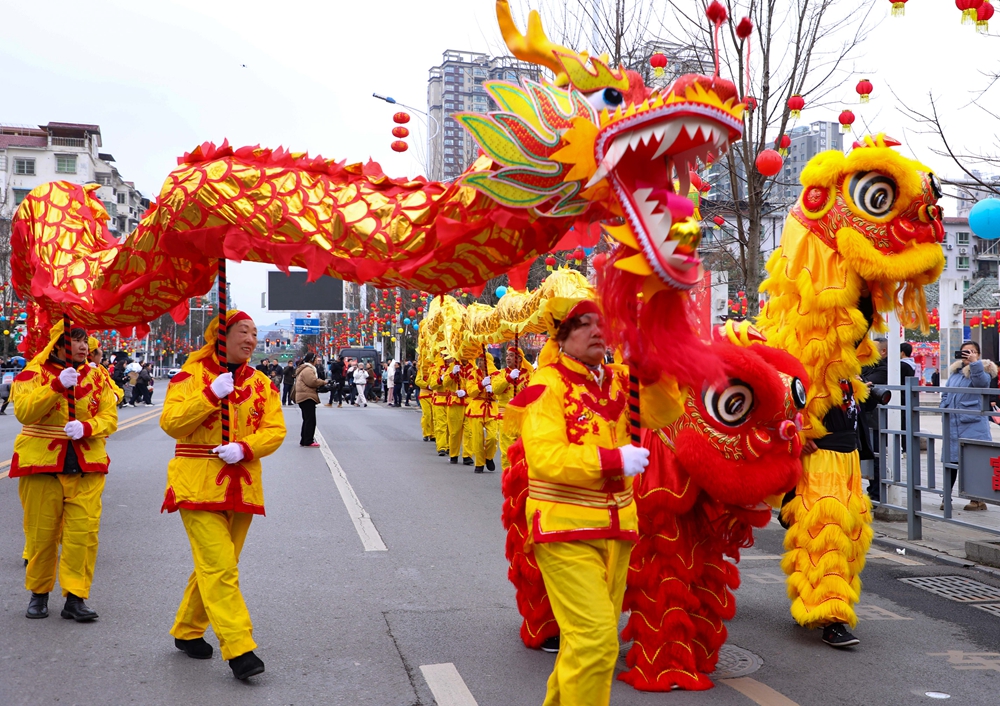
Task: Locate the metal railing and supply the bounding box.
[870,377,1000,540]
[50,137,86,148]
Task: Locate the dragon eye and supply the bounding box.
[586,88,625,112]
[848,171,897,218]
[704,379,754,427]
[790,378,807,409]
[929,173,943,200]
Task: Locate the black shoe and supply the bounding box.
[438,450,447,457]
[229,650,265,680]
[822,623,859,648]
[474,466,484,473]
[450,456,459,464]
[26,592,48,619]
[485,459,496,472]
[61,593,98,622]
[24,558,28,567]
[540,636,560,653]
[423,436,429,441]
[175,637,213,659]
[463,457,474,466]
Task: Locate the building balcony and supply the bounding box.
[50,137,87,148]
[976,240,1000,261]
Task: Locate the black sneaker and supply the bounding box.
[450,456,459,464]
[485,459,496,472]
[26,592,48,619]
[822,623,859,648]
[474,466,484,473]
[463,457,474,466]
[229,650,265,680]
[540,636,560,653]
[175,637,213,659]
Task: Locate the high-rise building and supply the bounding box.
[0,121,147,235]
[427,50,540,182]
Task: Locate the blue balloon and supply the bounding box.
[413,322,419,329]
[582,247,594,256]
[495,286,508,298]
[970,199,1000,240]
[403,317,411,325]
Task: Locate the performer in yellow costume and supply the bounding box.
[88,336,124,406]
[430,355,451,457]
[415,357,436,443]
[463,350,500,473]
[14,322,118,622]
[508,301,649,706]
[493,345,532,472]
[160,310,286,680]
[440,356,471,465]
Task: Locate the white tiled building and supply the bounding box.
[0,122,147,235]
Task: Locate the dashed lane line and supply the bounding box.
[0,408,161,480]
[722,677,802,706]
[315,428,387,552]
[419,663,478,706]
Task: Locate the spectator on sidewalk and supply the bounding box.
[402,360,416,406]
[940,341,995,511]
[392,361,403,407]
[293,353,325,447]
[327,356,345,407]
[281,362,296,406]
[353,363,369,407]
[900,342,917,452]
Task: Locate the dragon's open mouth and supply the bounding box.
[593,78,744,289]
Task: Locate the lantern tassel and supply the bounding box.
[891,2,906,17]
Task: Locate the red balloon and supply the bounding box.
[393,112,411,124]
[755,149,783,177]
[392,126,410,138]
[391,140,408,153]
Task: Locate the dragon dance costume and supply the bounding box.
[13,321,118,620]
[757,135,944,642]
[463,352,501,472]
[494,346,532,472]
[414,360,436,443]
[160,311,285,665]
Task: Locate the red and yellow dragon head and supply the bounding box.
[757,135,945,435]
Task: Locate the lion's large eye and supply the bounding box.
[790,377,807,409]
[704,379,754,427]
[929,172,943,200]
[848,171,897,218]
[586,88,625,113]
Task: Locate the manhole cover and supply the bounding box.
[616,641,761,679]
[972,602,1000,617]
[899,576,1000,603]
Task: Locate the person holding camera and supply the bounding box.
[940,341,996,511]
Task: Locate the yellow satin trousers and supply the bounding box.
[534,538,632,706]
[419,396,435,439]
[447,405,466,459]
[467,416,498,466]
[171,509,256,660]
[20,473,105,598]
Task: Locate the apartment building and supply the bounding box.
[0,122,147,235]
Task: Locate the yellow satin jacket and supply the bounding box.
[11,361,118,477]
[492,363,533,415]
[437,361,470,407]
[516,354,636,545]
[463,363,501,419]
[160,360,286,515]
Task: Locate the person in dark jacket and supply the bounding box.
[281,363,296,406]
[328,356,345,407]
[861,338,889,502]
[392,362,403,407]
[132,363,152,406]
[899,342,917,452]
[402,360,416,406]
[940,341,996,511]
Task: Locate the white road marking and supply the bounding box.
[868,548,924,566]
[419,663,478,706]
[315,429,387,552]
[722,677,801,705]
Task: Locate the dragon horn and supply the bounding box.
[496,0,573,79]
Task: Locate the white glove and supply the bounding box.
[210,372,234,399]
[510,369,520,380]
[59,367,79,389]
[620,444,650,477]
[64,420,85,440]
[452,364,461,375]
[456,389,467,398]
[212,443,245,465]
[485,385,493,394]
[481,376,492,387]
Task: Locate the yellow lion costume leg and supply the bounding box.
[780,448,873,628]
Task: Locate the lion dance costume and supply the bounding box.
[757,134,944,639]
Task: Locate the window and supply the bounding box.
[444,140,454,145]
[13,188,30,205]
[943,256,948,270]
[957,231,971,245]
[444,148,454,155]
[14,158,35,175]
[97,173,112,186]
[957,256,970,270]
[55,155,77,174]
[102,200,117,217]
[117,192,126,204]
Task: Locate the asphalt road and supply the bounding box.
[2,400,1000,705]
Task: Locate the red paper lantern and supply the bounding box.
[744,95,757,112]
[787,94,805,118]
[856,79,873,103]
[544,255,557,271]
[712,215,725,229]
[572,248,585,263]
[755,149,783,177]
[649,52,667,78]
[957,0,979,24]
[391,140,408,152]
[392,126,410,138]
[971,316,981,327]
[975,2,994,31]
[839,110,856,133]
[891,0,908,16]
[775,134,791,156]
[393,112,410,124]
[736,17,753,39]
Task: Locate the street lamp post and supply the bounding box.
[372,93,440,176]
